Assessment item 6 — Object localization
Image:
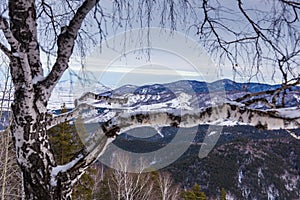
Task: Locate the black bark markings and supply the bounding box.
[227,109,231,119]
[101,120,121,138]
[255,121,268,130]
[105,126,121,137]
[167,113,181,128]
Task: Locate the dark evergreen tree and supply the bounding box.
[72,169,96,200]
[48,103,78,164]
[48,103,95,200]
[180,183,208,200]
[93,168,113,200]
[220,188,226,200]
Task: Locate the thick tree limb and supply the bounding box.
[47,103,98,129]
[97,103,300,139]
[75,92,129,107]
[0,16,19,53]
[65,91,300,142]
[8,0,43,79]
[41,0,100,98]
[50,132,113,197]
[49,100,300,194]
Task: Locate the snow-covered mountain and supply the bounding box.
[90,79,300,111]
[1,79,300,198]
[0,79,299,130]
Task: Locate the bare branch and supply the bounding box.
[279,0,300,9]
[200,0,234,65]
[39,0,58,37]
[237,0,283,55]
[196,0,300,82]
[236,77,300,107]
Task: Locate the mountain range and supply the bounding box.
[1,79,300,198]
[113,79,286,95]
[1,79,300,129]
[104,79,300,107]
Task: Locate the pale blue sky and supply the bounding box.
[63,28,220,88]
[46,1,290,88]
[62,27,283,89]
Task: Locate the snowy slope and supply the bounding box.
[0,79,299,130]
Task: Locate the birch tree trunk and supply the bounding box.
[4,0,100,199]
[11,93,62,199]
[8,0,54,198]
[0,0,299,199]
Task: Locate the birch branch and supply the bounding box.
[49,98,300,191]
[97,103,300,139]
[0,14,35,86]
[236,77,300,107]
[47,103,98,129]
[52,101,300,188]
[75,92,129,107]
[42,0,100,95]
[0,16,19,52]
[50,132,113,189]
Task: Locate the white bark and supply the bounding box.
[0,0,103,199]
[108,152,153,200]
[158,172,180,200]
[0,0,299,199]
[0,16,19,53]
[84,101,300,140]
[40,0,100,97]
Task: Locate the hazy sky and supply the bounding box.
[55,0,287,89]
[65,28,282,89]
[66,28,246,89]
[81,28,221,88]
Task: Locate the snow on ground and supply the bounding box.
[275,107,300,119]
